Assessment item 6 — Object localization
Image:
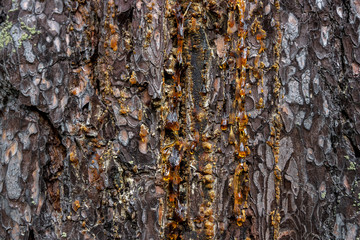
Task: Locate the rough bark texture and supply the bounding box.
[0,0,360,239]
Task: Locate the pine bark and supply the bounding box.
[0,0,359,239]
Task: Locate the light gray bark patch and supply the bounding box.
[23,41,36,63]
[302,70,311,104]
[320,25,329,47]
[119,129,129,146]
[279,137,294,171]
[286,80,303,105]
[53,0,64,14]
[0,165,4,192]
[313,75,320,95]
[265,145,274,170]
[350,0,360,18]
[280,102,294,132]
[20,0,34,11]
[304,114,313,130]
[54,37,61,52]
[47,20,60,35]
[10,25,24,48]
[35,1,45,14]
[295,111,305,126]
[296,48,307,70]
[306,148,315,162]
[333,213,345,239]
[10,208,21,224]
[5,150,22,200]
[316,0,325,9]
[285,13,299,42]
[318,181,326,200]
[266,171,275,215]
[322,95,330,117]
[345,223,358,240]
[285,158,299,197]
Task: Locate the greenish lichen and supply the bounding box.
[0,17,14,50]
[20,21,41,35]
[348,161,356,171]
[320,191,326,199]
[19,33,29,45]
[9,0,18,12]
[0,17,41,51]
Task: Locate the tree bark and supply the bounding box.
[0,0,359,239]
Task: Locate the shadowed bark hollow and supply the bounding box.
[0,0,359,239]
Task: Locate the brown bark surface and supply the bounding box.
[0,0,360,239]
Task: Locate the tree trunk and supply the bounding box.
[0,0,359,239]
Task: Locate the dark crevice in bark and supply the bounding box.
[341,0,351,25]
[341,109,360,158]
[0,62,20,109]
[327,1,360,160]
[18,105,67,213]
[47,55,68,69]
[337,5,360,158]
[90,39,100,93]
[27,228,35,240]
[0,80,19,109]
[22,105,64,146]
[0,9,6,24]
[117,7,134,26]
